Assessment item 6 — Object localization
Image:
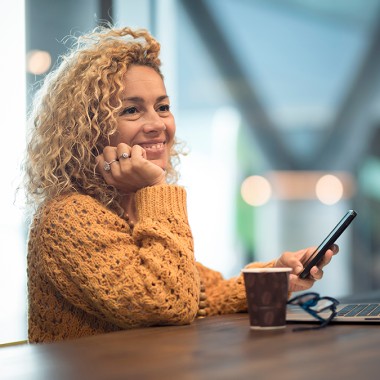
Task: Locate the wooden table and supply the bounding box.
[1,313,380,380]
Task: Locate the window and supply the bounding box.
[0,0,27,344]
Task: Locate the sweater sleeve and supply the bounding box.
[32,185,200,329]
[196,259,276,316]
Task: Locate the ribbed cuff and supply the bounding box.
[135,185,188,222]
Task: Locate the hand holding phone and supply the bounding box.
[299,210,357,279]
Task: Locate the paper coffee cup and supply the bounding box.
[241,268,292,330]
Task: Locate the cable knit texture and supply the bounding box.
[27,184,275,343]
[196,260,276,316]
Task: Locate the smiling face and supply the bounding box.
[110,65,176,171]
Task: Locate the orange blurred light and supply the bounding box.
[241,175,272,206]
[315,174,344,205]
[26,50,51,75]
[241,171,355,205]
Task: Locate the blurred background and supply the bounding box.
[2,0,380,344]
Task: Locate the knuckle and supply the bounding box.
[103,146,114,154]
[117,142,130,150]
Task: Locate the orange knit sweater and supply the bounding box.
[27,185,274,343]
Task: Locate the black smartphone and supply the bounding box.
[299,210,357,279]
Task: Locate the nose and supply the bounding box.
[142,111,166,133]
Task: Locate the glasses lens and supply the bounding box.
[309,297,337,313]
[289,293,339,332]
[288,292,319,306]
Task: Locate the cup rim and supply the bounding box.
[241,267,292,273]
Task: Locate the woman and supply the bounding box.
[24,26,338,343]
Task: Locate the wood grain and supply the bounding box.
[1,313,380,380]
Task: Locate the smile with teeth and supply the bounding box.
[139,142,166,150]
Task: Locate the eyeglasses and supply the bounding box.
[287,292,339,331]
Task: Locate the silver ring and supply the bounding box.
[104,159,117,171]
[120,152,130,159]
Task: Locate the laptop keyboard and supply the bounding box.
[338,304,380,317]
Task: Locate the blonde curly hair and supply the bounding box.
[24,26,182,215]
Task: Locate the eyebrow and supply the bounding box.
[121,95,169,103]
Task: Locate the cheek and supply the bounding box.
[166,119,176,142]
[109,133,119,146]
[110,122,135,146]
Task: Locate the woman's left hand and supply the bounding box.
[274,244,339,292]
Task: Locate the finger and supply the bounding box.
[310,266,324,280]
[95,154,109,174]
[94,155,117,186]
[99,146,119,175]
[116,143,132,160]
[331,243,339,254]
[289,274,315,292]
[277,250,306,274]
[130,144,147,161]
[103,146,118,162]
[318,249,335,269]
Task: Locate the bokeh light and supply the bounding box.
[315,174,344,205]
[26,49,51,75]
[241,175,272,206]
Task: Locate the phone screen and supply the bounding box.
[299,210,357,279]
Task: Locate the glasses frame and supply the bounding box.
[287,292,340,331]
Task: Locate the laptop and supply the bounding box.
[287,299,380,323]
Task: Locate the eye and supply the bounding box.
[120,106,138,116]
[157,104,170,112]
